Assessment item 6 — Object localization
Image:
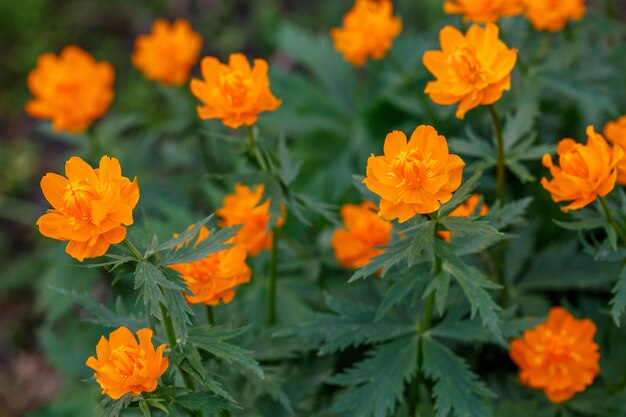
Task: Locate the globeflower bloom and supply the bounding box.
[541,126,622,212]
[603,115,626,185]
[364,125,465,222]
[37,156,139,261]
[444,0,522,23]
[216,184,284,256]
[86,327,168,400]
[190,53,281,128]
[132,19,202,86]
[423,24,517,119]
[170,226,251,305]
[26,46,115,133]
[331,202,392,269]
[438,194,488,242]
[330,0,402,67]
[509,307,600,403]
[521,0,585,32]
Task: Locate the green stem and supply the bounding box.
[122,238,144,260]
[599,196,626,247]
[268,227,279,326]
[206,305,216,326]
[488,105,506,203]
[160,302,197,394]
[247,125,269,172]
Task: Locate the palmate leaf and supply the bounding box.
[439,216,501,239]
[349,235,413,282]
[408,220,436,266]
[610,265,626,325]
[439,172,482,217]
[161,225,239,265]
[422,338,495,417]
[375,264,431,321]
[327,335,419,417]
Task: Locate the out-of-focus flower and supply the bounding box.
[364,125,465,222]
[216,184,284,256]
[132,19,202,86]
[86,327,168,400]
[170,226,251,305]
[190,53,281,128]
[330,0,402,67]
[37,156,139,261]
[438,194,488,242]
[26,46,115,133]
[444,0,522,23]
[541,126,622,212]
[521,0,585,31]
[331,201,392,269]
[603,115,626,185]
[509,307,600,403]
[423,24,517,119]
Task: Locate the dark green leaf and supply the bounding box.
[439,172,482,217]
[610,265,626,325]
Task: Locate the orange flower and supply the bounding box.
[190,53,281,128]
[364,125,465,222]
[438,194,488,242]
[132,19,202,86]
[444,0,522,23]
[216,184,284,256]
[423,24,517,119]
[509,307,600,403]
[170,226,251,305]
[26,46,115,133]
[603,115,626,185]
[86,327,168,400]
[521,0,585,32]
[37,156,139,261]
[331,201,392,269]
[330,0,402,67]
[541,126,622,212]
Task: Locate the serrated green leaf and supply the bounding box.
[176,391,233,413]
[162,226,239,265]
[150,215,214,255]
[487,197,532,229]
[376,265,431,321]
[610,265,626,325]
[439,172,482,217]
[99,394,132,417]
[278,136,301,185]
[439,217,501,239]
[408,221,435,266]
[350,236,413,282]
[423,270,451,317]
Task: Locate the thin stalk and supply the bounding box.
[247,125,269,172]
[268,227,279,326]
[487,105,506,203]
[122,238,144,260]
[599,196,626,247]
[206,305,216,326]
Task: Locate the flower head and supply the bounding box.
[132,19,202,86]
[541,126,622,212]
[603,115,626,185]
[86,327,169,400]
[521,0,585,31]
[331,201,392,269]
[444,0,522,23]
[170,226,251,305]
[330,0,402,67]
[216,184,284,256]
[37,156,139,261]
[26,46,115,133]
[364,125,465,222]
[190,53,281,128]
[509,307,600,403]
[438,194,488,242]
[423,24,517,119]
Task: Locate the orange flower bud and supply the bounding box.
[541,126,622,212]
[444,0,523,23]
[364,125,465,222]
[170,226,251,305]
[132,19,203,86]
[331,201,392,269]
[509,307,600,403]
[26,46,115,133]
[603,115,626,185]
[438,194,488,242]
[86,327,169,400]
[423,24,517,119]
[190,53,281,128]
[521,0,585,32]
[216,184,284,256]
[330,0,402,68]
[36,156,139,261]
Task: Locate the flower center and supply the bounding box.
[220,71,253,107]
[561,149,589,178]
[391,149,434,189]
[545,334,572,363]
[449,46,492,87]
[63,180,97,219]
[110,345,144,378]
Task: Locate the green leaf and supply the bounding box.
[350,236,413,282]
[99,394,132,417]
[610,265,626,325]
[422,338,495,417]
[423,270,451,317]
[487,197,533,230]
[439,217,501,239]
[408,221,435,266]
[278,136,301,186]
[161,225,239,265]
[375,265,431,321]
[506,160,535,183]
[439,172,482,217]
[328,336,419,417]
[149,215,214,255]
[176,391,233,414]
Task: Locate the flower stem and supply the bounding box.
[599,196,626,247]
[487,105,506,203]
[247,125,269,172]
[268,227,279,326]
[122,238,144,261]
[206,305,216,326]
